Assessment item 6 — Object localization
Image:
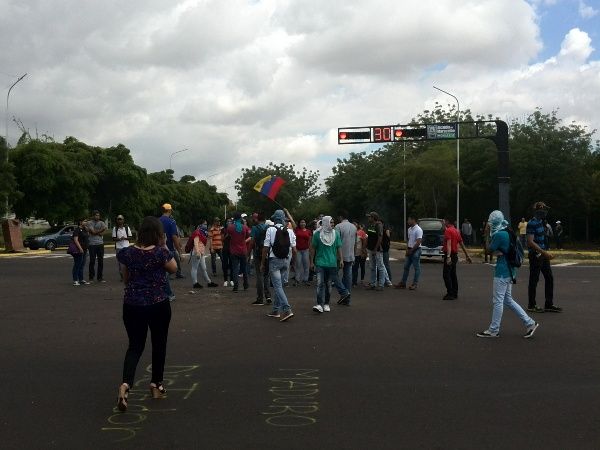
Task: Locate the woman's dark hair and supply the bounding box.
[137,216,164,247]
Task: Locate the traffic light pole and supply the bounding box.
[338,120,511,222]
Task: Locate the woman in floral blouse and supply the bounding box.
[116,216,177,412]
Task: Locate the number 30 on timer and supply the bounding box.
[373,127,392,142]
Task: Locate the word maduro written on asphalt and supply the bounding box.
[262,369,320,427]
[101,365,200,443]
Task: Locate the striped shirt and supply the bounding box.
[208,226,223,250]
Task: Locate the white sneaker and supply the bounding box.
[229,281,234,287]
[312,305,324,313]
[73,281,80,286]
[223,281,228,287]
[323,304,331,312]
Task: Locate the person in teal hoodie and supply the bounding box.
[476,210,539,339]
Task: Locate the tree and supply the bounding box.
[0,136,21,215]
[11,140,97,223]
[235,163,320,216]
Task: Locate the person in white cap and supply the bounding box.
[112,214,133,281]
[555,220,563,249]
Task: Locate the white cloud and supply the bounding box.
[578,0,599,19]
[1,0,598,203]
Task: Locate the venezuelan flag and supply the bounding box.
[253,175,286,201]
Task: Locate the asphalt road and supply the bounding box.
[1,251,599,450]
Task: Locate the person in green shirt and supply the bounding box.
[310,215,351,312]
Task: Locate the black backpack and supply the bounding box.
[271,225,291,259]
[504,228,524,283]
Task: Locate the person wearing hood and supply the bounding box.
[191,220,218,289]
[476,211,539,338]
[261,209,296,322]
[526,202,562,313]
[226,212,251,293]
[310,215,351,312]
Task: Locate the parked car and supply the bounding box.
[23,224,76,251]
[419,218,445,258]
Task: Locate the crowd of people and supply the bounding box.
[61,201,564,412]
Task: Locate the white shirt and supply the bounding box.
[264,224,297,258]
[113,226,132,250]
[407,224,423,248]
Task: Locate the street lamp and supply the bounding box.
[4,73,28,217]
[169,148,189,171]
[433,85,460,227]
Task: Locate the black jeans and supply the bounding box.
[254,254,271,301]
[443,254,459,297]
[528,254,554,308]
[88,244,104,281]
[210,249,222,275]
[221,249,232,282]
[122,301,172,386]
[352,255,366,285]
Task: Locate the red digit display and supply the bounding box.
[373,127,392,142]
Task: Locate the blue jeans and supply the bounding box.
[230,253,248,290]
[316,266,349,305]
[383,251,392,282]
[342,260,353,293]
[191,253,211,285]
[369,250,387,287]
[401,247,422,285]
[72,251,87,282]
[295,249,310,282]
[269,257,291,313]
[488,277,535,334]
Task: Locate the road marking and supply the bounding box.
[553,262,578,267]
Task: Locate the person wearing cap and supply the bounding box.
[555,220,563,249]
[159,203,184,301]
[87,210,107,282]
[526,202,562,313]
[365,211,387,291]
[112,214,133,281]
[261,209,296,322]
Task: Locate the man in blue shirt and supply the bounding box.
[477,210,539,338]
[159,203,184,301]
[526,202,562,313]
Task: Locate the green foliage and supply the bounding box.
[0,136,22,215]
[235,163,320,217]
[326,107,600,241]
[9,138,229,230]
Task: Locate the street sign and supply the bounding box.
[426,123,457,140]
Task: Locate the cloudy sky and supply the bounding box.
[1,0,599,199]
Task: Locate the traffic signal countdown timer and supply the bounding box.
[338,125,428,144]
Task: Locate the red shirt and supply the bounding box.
[443,225,462,254]
[226,224,250,256]
[294,227,312,251]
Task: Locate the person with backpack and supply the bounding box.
[190,221,218,289]
[250,212,271,305]
[477,210,539,338]
[112,214,133,281]
[261,209,296,322]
